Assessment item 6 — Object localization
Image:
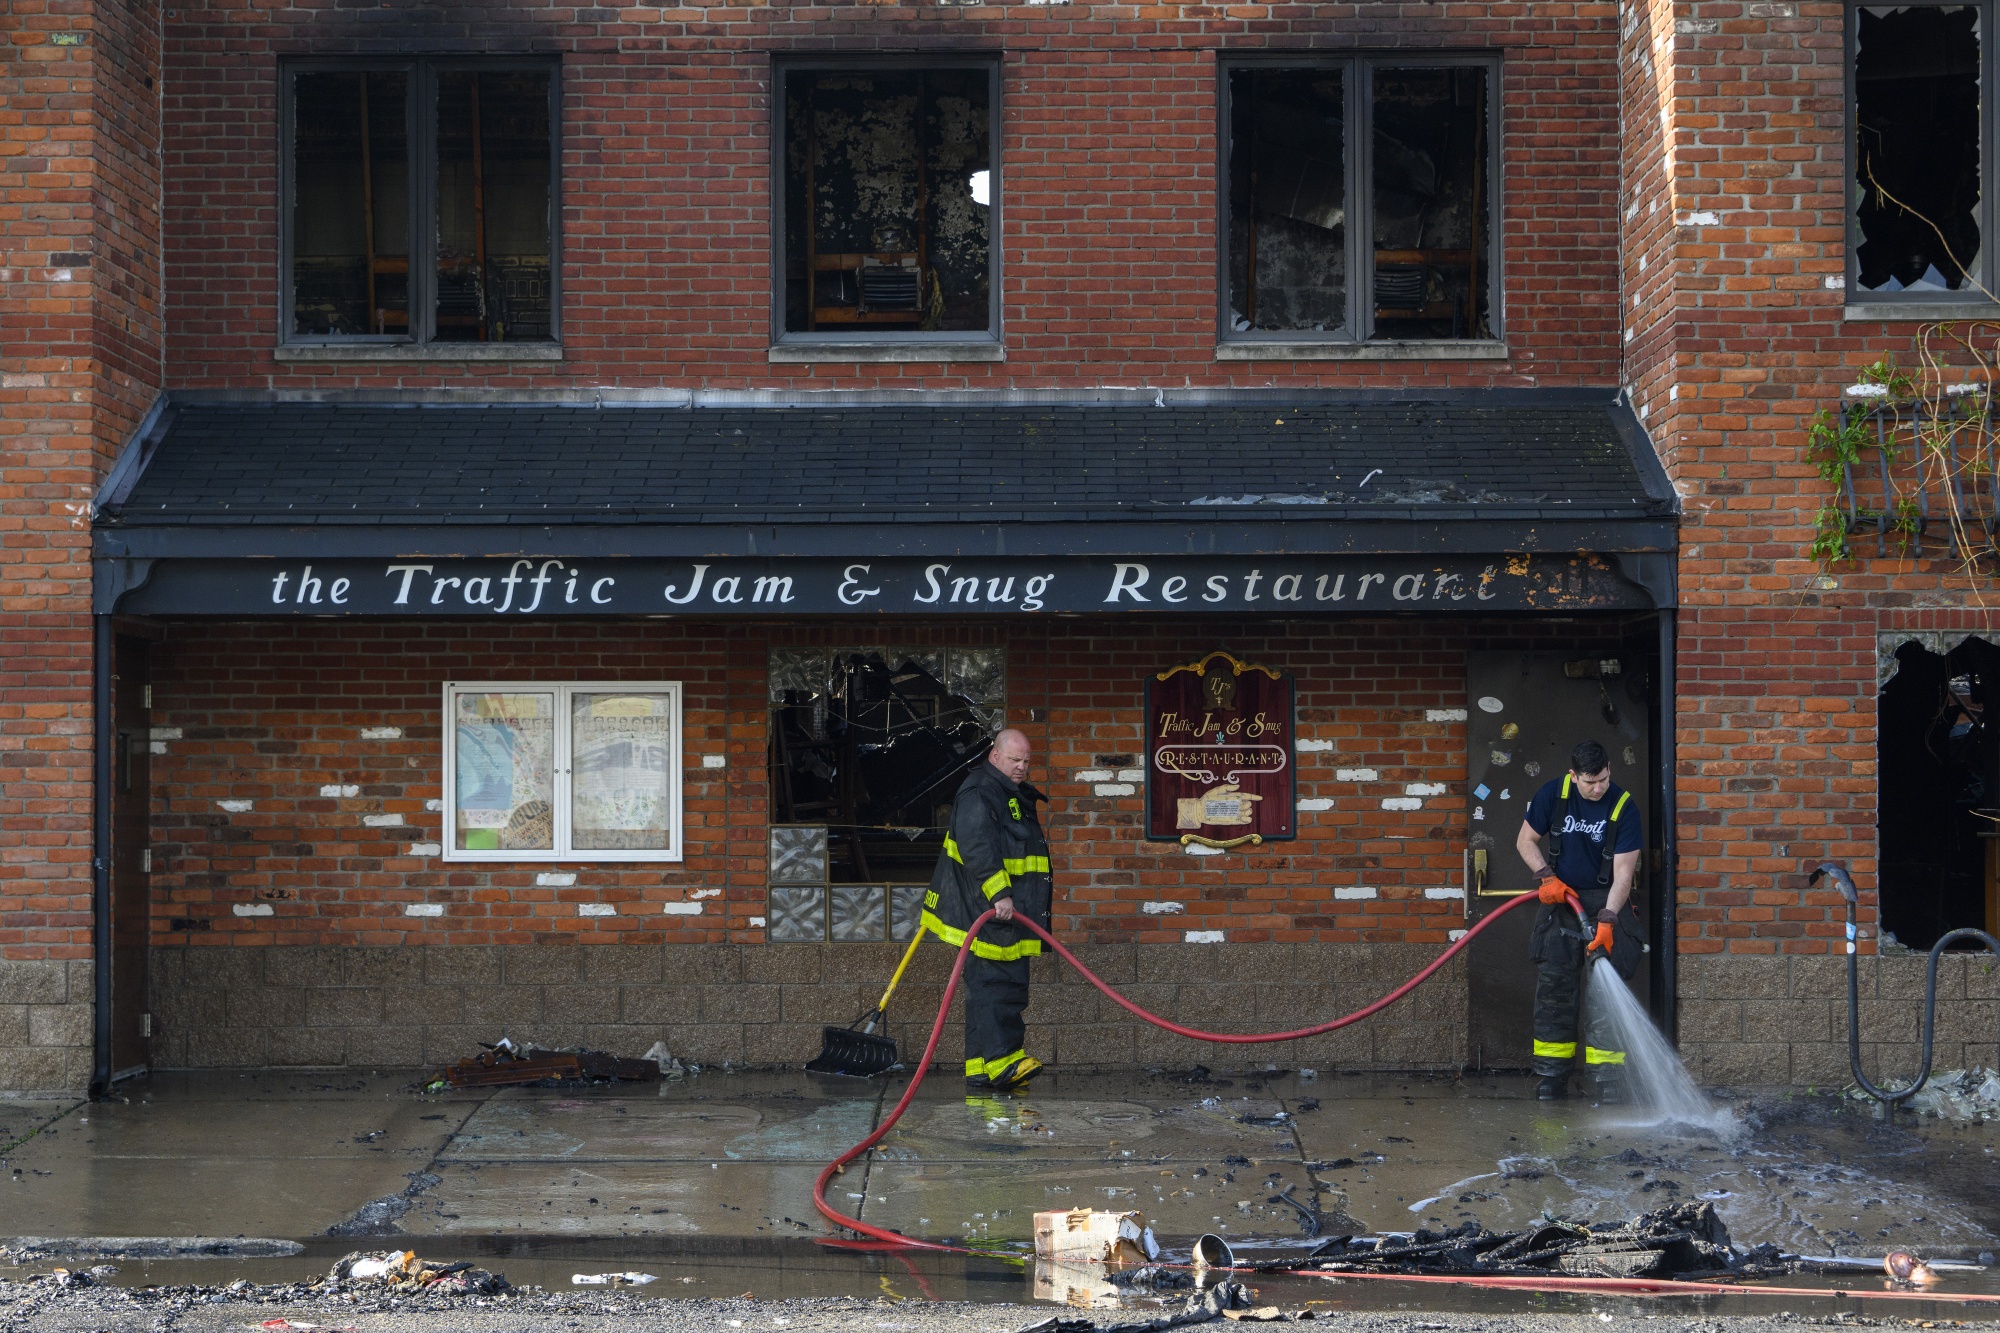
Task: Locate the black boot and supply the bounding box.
[1595,1076,1626,1105]
[1536,1074,1569,1101]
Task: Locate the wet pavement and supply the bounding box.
[5,1066,2000,1318]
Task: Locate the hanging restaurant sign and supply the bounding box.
[104,552,1658,617]
[1145,651,1295,848]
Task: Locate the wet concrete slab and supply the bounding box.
[3,1063,1998,1282]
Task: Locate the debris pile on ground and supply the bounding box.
[1018,1281,1254,1332]
[328,1250,511,1295]
[1846,1067,2000,1121]
[1253,1201,1788,1282]
[429,1037,663,1090]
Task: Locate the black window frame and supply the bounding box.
[1216,51,1504,346]
[278,56,563,347]
[1844,0,1997,307]
[770,54,1005,348]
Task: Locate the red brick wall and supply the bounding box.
[1616,0,2000,959]
[1,0,162,1089]
[144,617,1630,950]
[161,0,1624,392]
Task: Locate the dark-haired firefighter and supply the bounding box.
[1516,739,1645,1103]
[921,729,1053,1093]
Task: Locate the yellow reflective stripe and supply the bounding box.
[965,1057,986,1075]
[1533,1040,1577,1059]
[1585,1047,1626,1065]
[1609,791,1630,821]
[945,834,963,864]
[1560,774,1572,799]
[980,869,1013,900]
[920,910,1043,960]
[1003,856,1050,875]
[986,1051,1026,1078]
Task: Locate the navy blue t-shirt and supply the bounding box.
[1525,776,1643,888]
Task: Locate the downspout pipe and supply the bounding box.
[90,614,114,1097]
[1657,607,1678,1040]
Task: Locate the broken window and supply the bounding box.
[285,61,556,344]
[1878,639,2000,948]
[765,648,1004,941]
[779,64,998,339]
[1851,5,1986,298]
[1224,59,1495,343]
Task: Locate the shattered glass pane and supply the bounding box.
[783,68,994,334]
[890,885,926,941]
[291,71,409,336]
[1854,6,1983,293]
[946,646,1007,733]
[829,884,887,942]
[769,825,830,884]
[1371,66,1492,341]
[767,885,827,943]
[768,646,1005,886]
[1227,67,1349,334]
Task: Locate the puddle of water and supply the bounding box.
[1589,957,1738,1135]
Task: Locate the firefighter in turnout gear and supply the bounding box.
[921,728,1053,1092]
[1516,739,1644,1103]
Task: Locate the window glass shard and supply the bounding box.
[1854,5,1983,293]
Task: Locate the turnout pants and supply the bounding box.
[1530,895,1642,1079]
[964,954,1032,1084]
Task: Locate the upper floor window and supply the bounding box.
[1221,57,1498,344]
[776,60,1001,344]
[283,60,558,345]
[1849,4,1988,302]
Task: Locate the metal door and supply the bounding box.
[109,636,152,1078]
[1464,651,1653,1070]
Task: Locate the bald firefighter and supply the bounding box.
[1516,739,1644,1103]
[921,728,1053,1093]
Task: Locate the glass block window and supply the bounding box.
[768,885,828,943]
[443,681,682,861]
[829,885,887,942]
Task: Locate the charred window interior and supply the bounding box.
[1226,60,1493,342]
[287,62,554,343]
[781,67,996,336]
[767,648,1005,885]
[1878,638,2000,950]
[1852,5,1984,296]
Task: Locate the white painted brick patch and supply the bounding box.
[1185,930,1226,944]
[404,903,445,917]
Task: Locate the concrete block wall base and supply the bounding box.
[148,943,1470,1074]
[0,959,96,1094]
[1677,952,2000,1087]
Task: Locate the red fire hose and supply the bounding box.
[812,890,1548,1250]
[809,892,2000,1307]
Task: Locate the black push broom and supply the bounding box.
[806,926,926,1076]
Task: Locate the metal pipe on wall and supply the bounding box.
[90,613,114,1097]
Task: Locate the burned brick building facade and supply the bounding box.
[1,0,1989,1093]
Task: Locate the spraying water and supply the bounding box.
[1587,956,1737,1133]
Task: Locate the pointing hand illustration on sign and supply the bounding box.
[1176,782,1264,829]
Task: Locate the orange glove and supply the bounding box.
[1588,918,1614,956]
[1536,877,1571,905]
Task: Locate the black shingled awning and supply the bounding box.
[95,392,1674,562]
